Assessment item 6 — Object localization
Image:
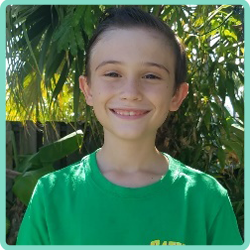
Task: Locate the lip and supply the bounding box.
[109,108,151,120]
[109,107,151,112]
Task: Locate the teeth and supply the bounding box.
[113,110,145,116]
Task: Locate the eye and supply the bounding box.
[104,72,121,78]
[143,74,161,80]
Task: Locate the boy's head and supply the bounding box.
[79,6,189,141]
[84,6,187,92]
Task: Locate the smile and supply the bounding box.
[110,109,151,119]
[112,109,149,116]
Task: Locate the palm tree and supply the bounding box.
[7,5,100,123]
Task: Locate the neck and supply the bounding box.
[96,129,168,174]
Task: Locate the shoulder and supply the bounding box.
[37,153,92,192]
[167,154,228,199]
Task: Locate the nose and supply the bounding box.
[120,78,143,101]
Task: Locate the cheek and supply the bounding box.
[91,83,114,105]
[147,85,172,104]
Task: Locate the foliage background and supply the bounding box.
[6,5,244,243]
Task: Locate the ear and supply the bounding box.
[169,83,189,111]
[79,75,93,106]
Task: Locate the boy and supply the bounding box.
[16,6,243,245]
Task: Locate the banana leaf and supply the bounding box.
[12,130,84,205]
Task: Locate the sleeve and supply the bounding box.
[207,192,243,245]
[16,179,50,245]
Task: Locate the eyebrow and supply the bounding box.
[95,60,122,71]
[143,62,170,75]
[95,60,170,75]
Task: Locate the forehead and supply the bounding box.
[90,28,175,72]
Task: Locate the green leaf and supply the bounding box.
[82,6,95,38]
[71,6,85,27]
[74,25,85,51]
[6,217,10,235]
[37,130,84,163]
[203,108,211,130]
[12,165,54,205]
[45,50,65,83]
[22,23,42,80]
[224,29,237,41]
[151,5,161,16]
[38,25,54,73]
[184,35,197,46]
[16,154,39,173]
[210,102,222,116]
[69,29,78,56]
[221,139,243,163]
[217,78,226,102]
[217,147,226,169]
[160,5,173,21]
[192,146,203,166]
[50,55,72,103]
[230,123,244,144]
[233,98,244,121]
[231,123,244,132]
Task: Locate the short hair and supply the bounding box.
[84,6,187,91]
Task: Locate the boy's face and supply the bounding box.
[80,28,188,141]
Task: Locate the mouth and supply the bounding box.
[109,108,151,118]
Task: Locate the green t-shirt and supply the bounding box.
[16,149,243,245]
